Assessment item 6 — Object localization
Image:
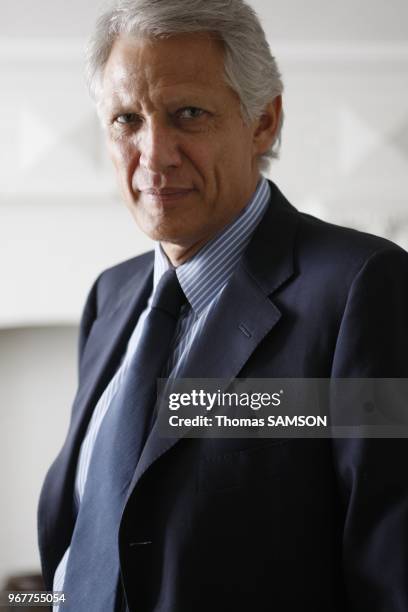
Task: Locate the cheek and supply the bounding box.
[217,128,248,170]
[108,137,133,171]
[109,140,140,193]
[187,141,226,188]
[107,140,122,174]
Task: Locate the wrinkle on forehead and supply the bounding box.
[102,32,227,112]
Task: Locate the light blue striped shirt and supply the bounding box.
[53,176,270,606]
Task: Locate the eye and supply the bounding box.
[177,107,206,120]
[114,113,140,125]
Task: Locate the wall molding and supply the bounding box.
[0,38,408,65]
[0,38,85,62]
[274,41,408,66]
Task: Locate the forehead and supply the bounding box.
[102,32,230,105]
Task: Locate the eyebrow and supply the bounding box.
[107,95,212,117]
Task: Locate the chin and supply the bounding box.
[133,218,182,244]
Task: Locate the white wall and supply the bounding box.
[0,0,407,587]
[0,327,76,583]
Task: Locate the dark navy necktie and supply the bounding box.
[62,269,186,611]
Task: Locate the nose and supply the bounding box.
[138,118,182,172]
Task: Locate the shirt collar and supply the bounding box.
[154,176,270,316]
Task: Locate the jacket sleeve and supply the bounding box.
[330,246,408,611]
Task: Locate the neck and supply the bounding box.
[160,236,212,267]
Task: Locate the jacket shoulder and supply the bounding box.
[80,251,152,327]
[96,250,154,309]
[77,251,154,361]
[268,180,407,271]
[294,209,407,282]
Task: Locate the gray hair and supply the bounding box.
[86,0,284,168]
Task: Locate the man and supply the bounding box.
[38,1,408,610]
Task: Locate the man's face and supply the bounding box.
[101,32,278,262]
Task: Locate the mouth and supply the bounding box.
[139,188,195,203]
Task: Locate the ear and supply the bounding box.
[252,95,282,156]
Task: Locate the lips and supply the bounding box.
[141,188,193,196]
[138,187,195,204]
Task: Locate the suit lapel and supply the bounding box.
[128,182,300,491]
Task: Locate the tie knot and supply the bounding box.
[152,269,187,318]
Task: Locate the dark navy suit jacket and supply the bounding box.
[38,181,408,611]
